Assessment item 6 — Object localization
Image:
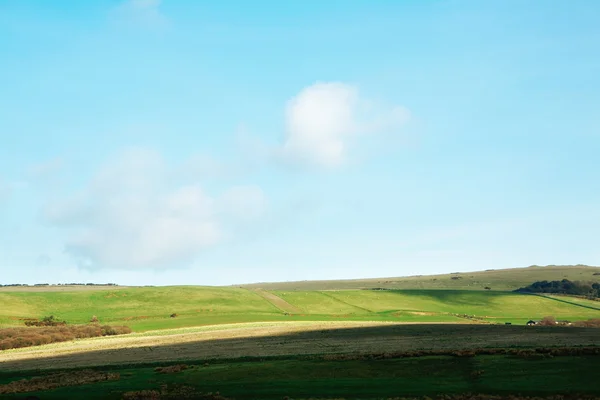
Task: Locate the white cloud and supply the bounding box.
[112,0,168,29]
[280,82,410,168]
[42,148,265,270]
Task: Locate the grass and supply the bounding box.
[2,323,600,372]
[2,354,600,399]
[294,290,600,319]
[240,264,600,291]
[1,283,599,331]
[1,265,599,399]
[0,286,280,330]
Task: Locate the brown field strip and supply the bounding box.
[1,322,599,372]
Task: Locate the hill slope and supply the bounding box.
[238,265,600,291]
[1,286,599,331]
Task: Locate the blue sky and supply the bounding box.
[1,0,599,286]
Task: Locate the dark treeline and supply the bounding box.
[515,279,600,299]
[0,283,118,287]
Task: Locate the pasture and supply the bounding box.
[1,323,600,399]
[2,322,600,372]
[1,266,600,398]
[2,355,600,399]
[1,285,599,331]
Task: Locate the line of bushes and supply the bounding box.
[122,385,230,400]
[528,316,600,327]
[387,395,600,400]
[24,315,66,327]
[316,346,600,361]
[154,364,189,374]
[0,369,120,395]
[572,318,600,327]
[0,324,132,351]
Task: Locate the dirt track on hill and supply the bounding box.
[250,289,303,313]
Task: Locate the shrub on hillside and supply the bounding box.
[90,315,99,323]
[154,364,188,374]
[100,325,132,336]
[539,316,557,326]
[24,315,66,327]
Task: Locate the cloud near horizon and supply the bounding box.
[280,82,410,168]
[32,82,407,271]
[42,148,266,270]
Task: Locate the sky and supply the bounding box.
[1,0,599,286]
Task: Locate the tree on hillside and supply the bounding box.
[515,279,600,299]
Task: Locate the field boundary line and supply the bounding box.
[531,293,600,311]
[318,291,374,313]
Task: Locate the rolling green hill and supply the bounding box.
[2,266,600,399]
[239,264,600,291]
[1,267,599,331]
[0,286,282,331]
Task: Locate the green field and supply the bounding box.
[2,324,600,399]
[1,265,600,399]
[1,284,599,331]
[2,354,600,399]
[3,323,600,372]
[0,286,281,331]
[1,289,599,332]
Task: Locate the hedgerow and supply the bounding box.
[0,325,132,350]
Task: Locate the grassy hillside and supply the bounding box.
[1,286,599,331]
[240,264,600,291]
[277,290,600,323]
[2,265,599,399]
[0,286,283,331]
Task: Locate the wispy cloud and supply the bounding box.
[41,148,266,270]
